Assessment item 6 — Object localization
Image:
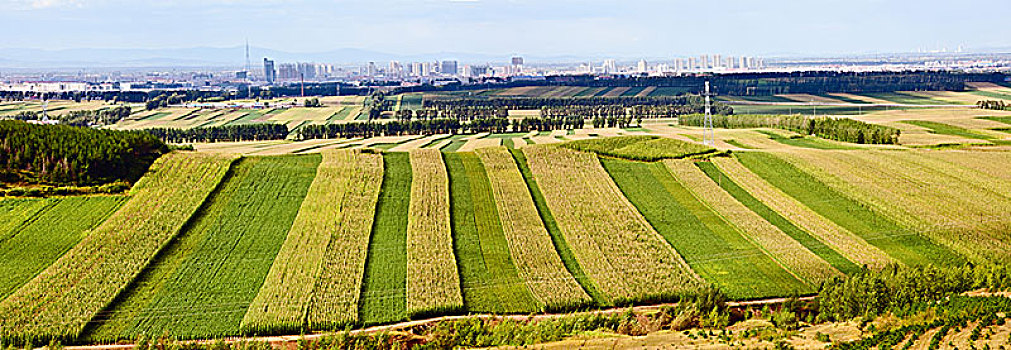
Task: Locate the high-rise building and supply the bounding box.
[263,58,276,84]
[297,62,317,80]
[278,63,298,80]
[470,65,489,77]
[422,62,435,76]
[725,56,735,69]
[674,58,685,72]
[739,56,747,70]
[603,59,617,74]
[637,59,648,73]
[440,60,458,76]
[511,57,524,66]
[389,61,403,78]
[366,62,377,77]
[688,57,698,70]
[713,54,722,68]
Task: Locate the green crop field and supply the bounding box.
[0,197,127,299]
[601,158,810,298]
[735,152,965,267]
[695,162,861,274]
[445,153,538,313]
[0,152,236,344]
[902,120,1001,142]
[358,152,411,325]
[558,135,716,161]
[758,130,861,150]
[85,154,320,341]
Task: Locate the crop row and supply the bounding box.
[306,150,384,330]
[240,150,381,334]
[357,153,412,325]
[475,147,591,311]
[735,151,963,267]
[770,150,988,264]
[445,152,538,313]
[523,145,702,305]
[0,197,126,300]
[709,157,893,270]
[664,159,841,286]
[406,149,464,317]
[600,157,810,298]
[0,151,237,344]
[86,154,320,341]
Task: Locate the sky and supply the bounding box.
[1,0,1009,58]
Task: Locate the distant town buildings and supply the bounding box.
[440,61,458,76]
[263,58,276,84]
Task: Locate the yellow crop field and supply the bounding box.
[523,146,702,305]
[779,150,1011,264]
[241,150,383,333]
[406,149,464,317]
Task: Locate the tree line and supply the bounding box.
[977,100,1008,110]
[0,120,167,186]
[2,106,131,127]
[423,95,731,111]
[817,263,1011,322]
[679,114,900,144]
[144,124,290,143]
[297,116,588,140]
[394,71,1007,96]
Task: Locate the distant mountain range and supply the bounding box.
[0,46,593,69]
[0,46,1008,70]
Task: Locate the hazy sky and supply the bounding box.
[2,0,1008,57]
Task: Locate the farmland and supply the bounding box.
[0,196,126,299]
[523,145,702,305]
[0,152,236,344]
[2,96,1011,345]
[86,154,319,341]
[445,153,538,313]
[601,158,811,298]
[405,149,464,317]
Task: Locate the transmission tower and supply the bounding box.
[703,81,715,146]
[245,40,252,99]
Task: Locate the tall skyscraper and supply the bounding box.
[263,58,276,84]
[637,59,648,73]
[440,60,458,76]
